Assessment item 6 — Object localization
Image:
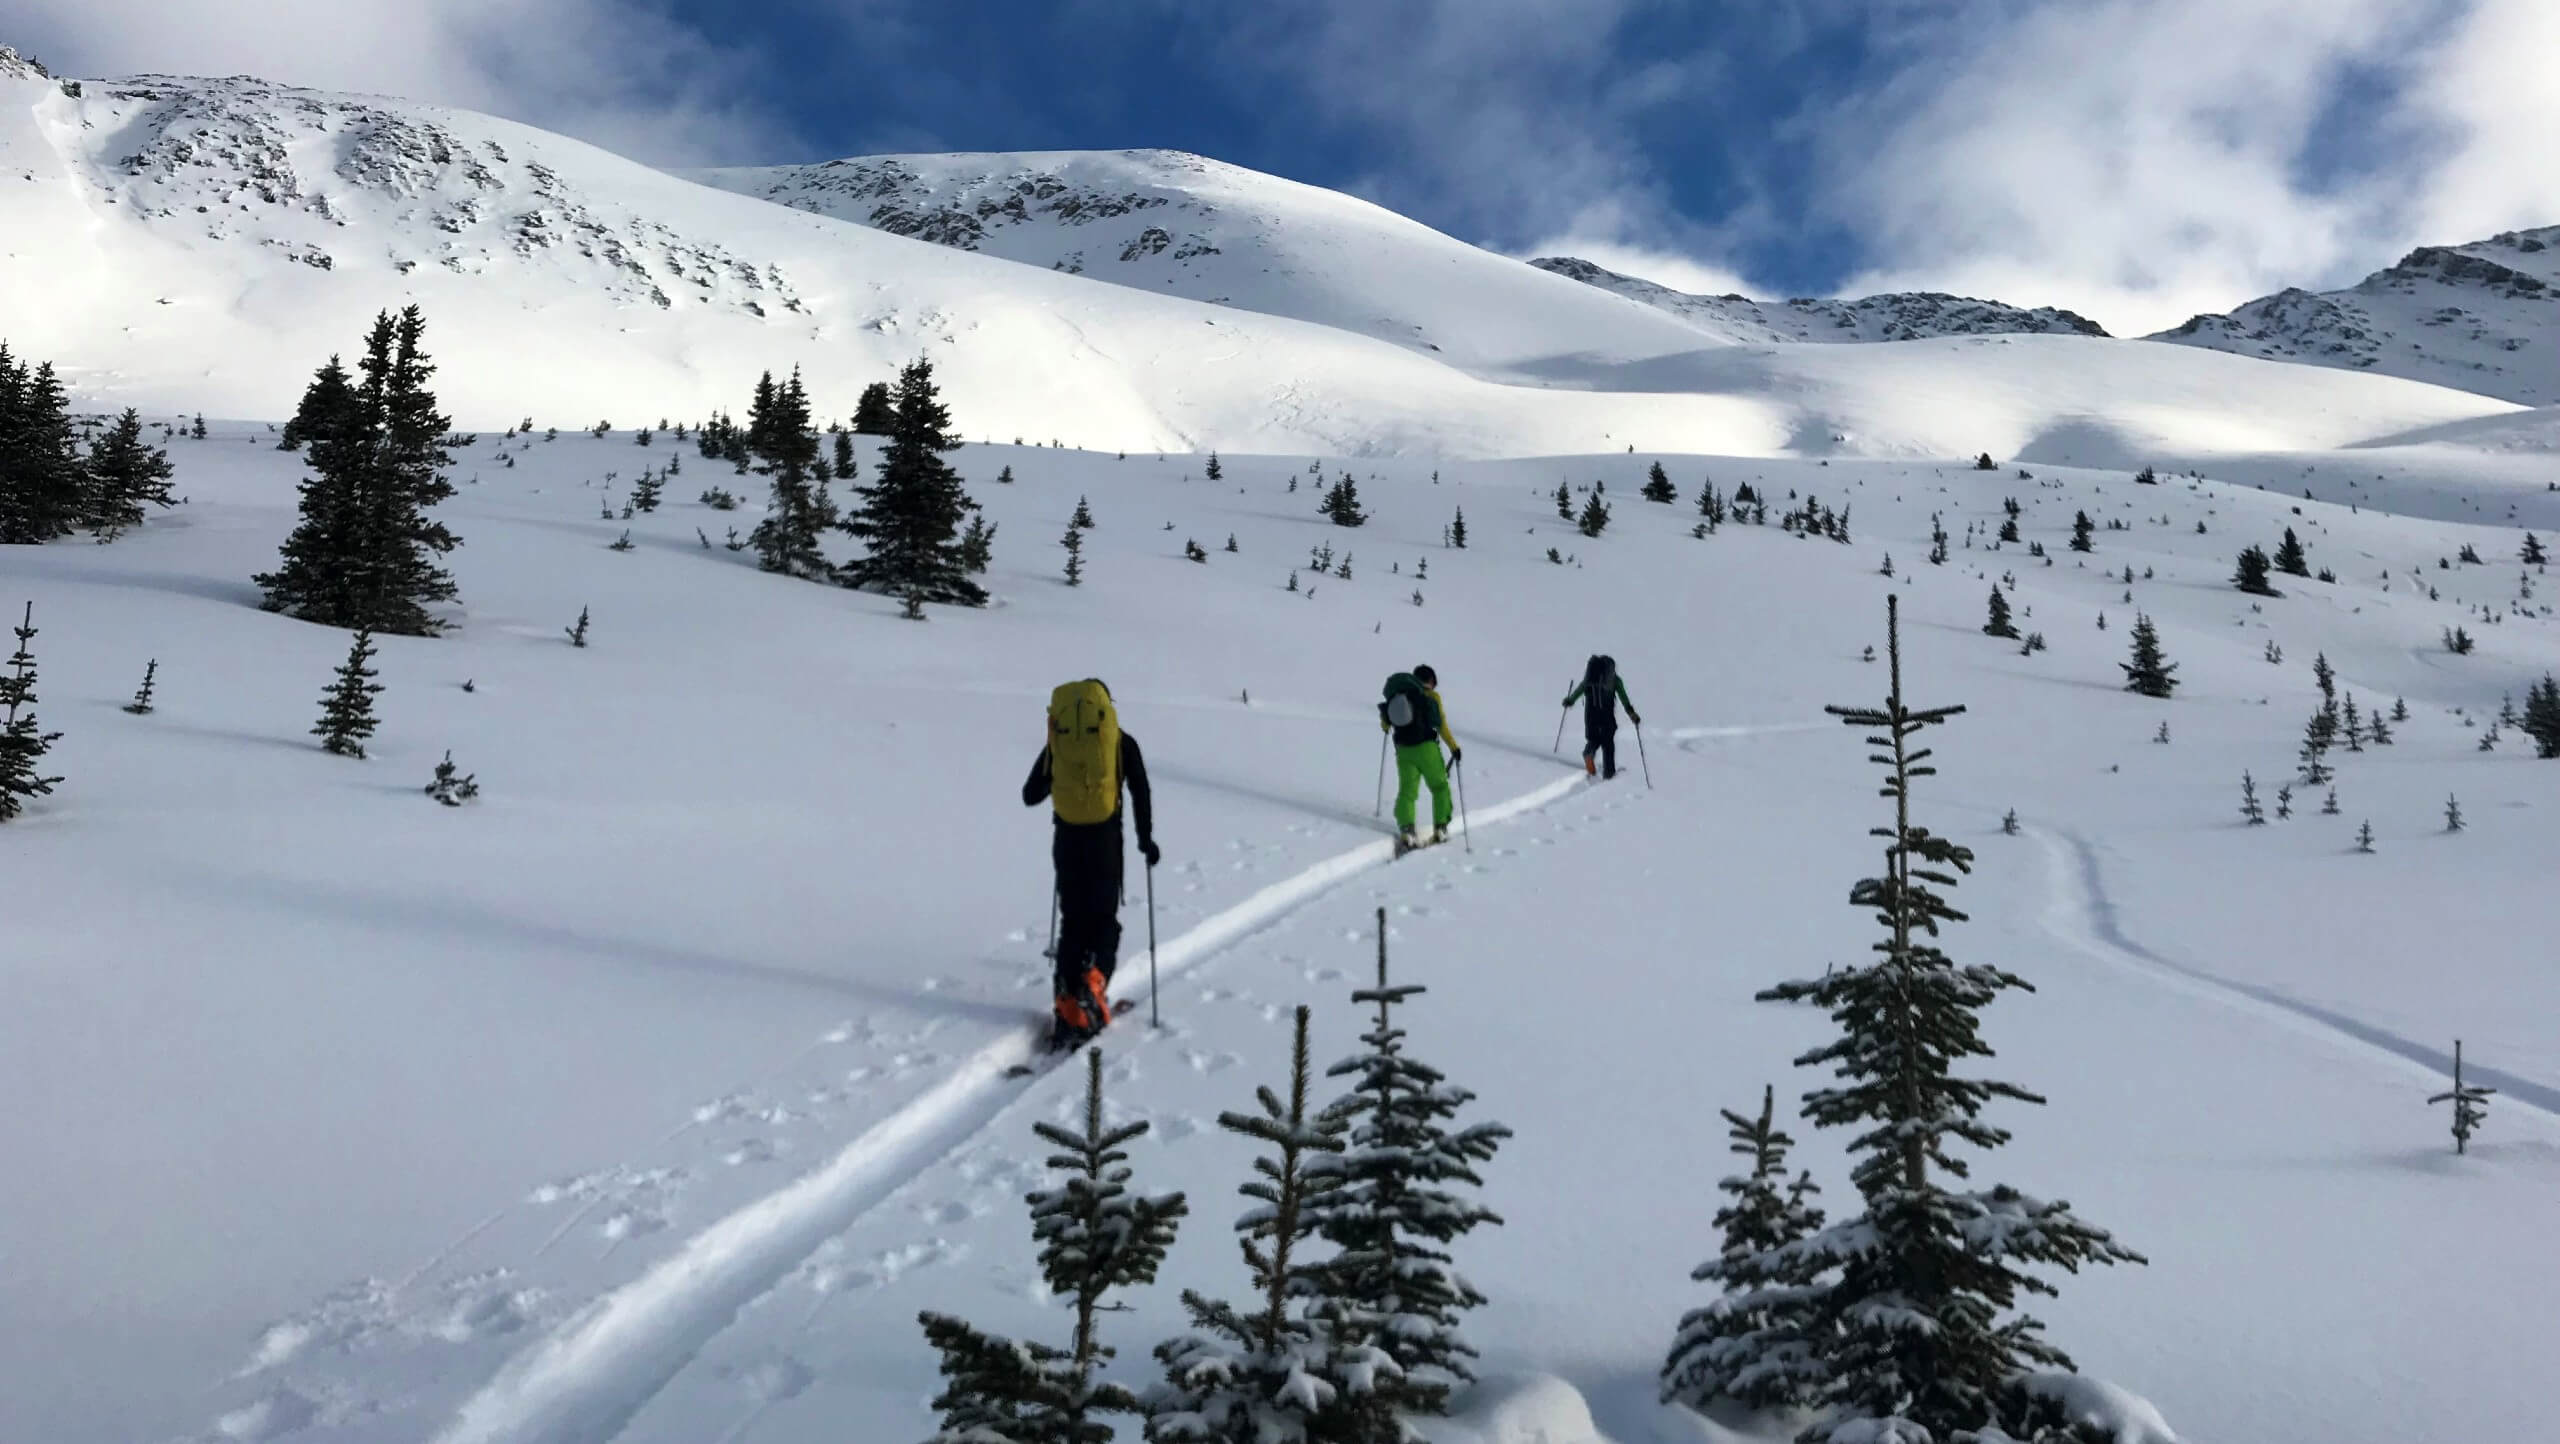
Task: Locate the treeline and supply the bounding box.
[0,342,178,543]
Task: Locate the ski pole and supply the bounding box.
[1453,755,1472,853]
[1552,697,1568,753]
[1146,862,1160,1029]
[1045,887,1058,961]
[1374,733,1388,817]
[1635,722,1654,790]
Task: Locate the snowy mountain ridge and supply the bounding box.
[2151,225,2560,405]
[1528,254,2114,343]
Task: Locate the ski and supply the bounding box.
[1002,998,1139,1078]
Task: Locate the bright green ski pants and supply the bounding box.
[1394,741,1453,833]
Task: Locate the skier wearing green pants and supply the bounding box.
[1379,665,1461,850]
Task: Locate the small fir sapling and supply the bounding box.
[631,469,662,512]
[2068,511,2094,552]
[2322,786,2341,816]
[1983,587,2019,639]
[1576,490,1612,538]
[2154,720,2170,744]
[958,516,996,575]
[2500,693,2519,726]
[697,526,712,549]
[1880,554,1895,578]
[2120,614,2178,697]
[995,463,1015,486]
[2444,626,2475,655]
[2521,675,2560,758]
[1998,516,2022,544]
[1547,547,1564,565]
[2524,533,2548,566]
[1335,552,1352,581]
[2445,795,2464,833]
[2479,726,2499,752]
[1974,451,1997,469]
[1204,451,1221,481]
[700,486,740,510]
[2458,543,2483,564]
[1555,481,1573,520]
[2274,528,2309,576]
[2428,1041,2495,1155]
[1928,513,1949,565]
[1642,461,1677,503]
[2240,772,2265,824]
[1062,524,1085,586]
[1185,538,1208,563]
[1662,1083,1828,1416]
[313,629,384,759]
[123,658,159,715]
[1696,480,1726,529]
[1321,475,1370,528]
[2002,809,2020,835]
[2368,708,2393,745]
[726,527,745,551]
[2265,640,2284,664]
[2275,783,2293,819]
[1225,533,1238,553]
[1450,508,1468,548]
[424,750,478,805]
[2355,820,2376,852]
[1071,495,1096,530]
[608,529,634,552]
[2342,694,2364,751]
[1286,570,1299,593]
[566,606,590,647]
[2234,546,2278,595]
[0,603,66,820]
[2018,631,2046,656]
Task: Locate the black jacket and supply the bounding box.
[1023,732,1155,843]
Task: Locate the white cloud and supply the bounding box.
[9,0,798,166]
[1812,0,2560,334]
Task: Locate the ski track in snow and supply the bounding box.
[2032,823,2560,1122]
[429,764,1602,1444]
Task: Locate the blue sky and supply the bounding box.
[17,0,2560,333]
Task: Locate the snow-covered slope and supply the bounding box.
[1528,254,2112,342]
[0,63,2536,467]
[9,421,2559,1444]
[2151,227,2560,406]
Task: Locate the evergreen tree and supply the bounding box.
[1757,597,2142,1440]
[2274,528,2309,577]
[2342,694,2364,751]
[2233,545,2277,595]
[1070,495,1096,531]
[2067,511,2094,553]
[2312,651,2337,704]
[1663,1084,1829,1415]
[1997,516,2021,545]
[959,515,997,574]
[1205,452,1223,481]
[1982,587,2018,640]
[277,356,358,453]
[2355,820,2376,853]
[1642,462,1677,503]
[1697,480,1726,529]
[2524,533,2548,566]
[424,750,479,806]
[853,380,896,434]
[123,658,158,715]
[2521,675,2560,759]
[1973,452,1996,470]
[838,359,987,607]
[1305,909,1509,1423]
[832,428,857,478]
[2299,710,2337,785]
[1928,513,1949,566]
[1062,524,1085,587]
[1150,1005,1386,1444]
[0,601,64,821]
[313,628,384,758]
[1226,534,1239,553]
[1576,491,1611,539]
[1322,476,1369,528]
[0,355,83,543]
[1449,508,1467,549]
[2240,772,2265,825]
[255,309,461,636]
[2444,794,2464,834]
[2275,783,2293,819]
[2444,626,2475,655]
[80,408,178,537]
[1555,481,1573,520]
[746,370,839,578]
[2428,1041,2494,1155]
[2119,614,2178,698]
[565,606,590,647]
[630,468,662,513]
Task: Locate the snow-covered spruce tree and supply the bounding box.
[1062,524,1085,587]
[919,1048,1188,1444]
[838,358,987,608]
[1205,451,1223,482]
[313,628,384,758]
[1997,516,2021,545]
[2521,676,2560,759]
[2444,625,2475,656]
[123,658,158,715]
[630,467,662,513]
[1150,1005,1386,1444]
[1555,481,1573,520]
[1643,462,1677,503]
[0,602,64,821]
[746,369,839,579]
[255,308,462,636]
[276,355,354,452]
[2428,1041,2494,1156]
[1070,495,1096,531]
[1449,508,1467,549]
[2232,545,2277,596]
[1304,908,1510,1426]
[82,408,179,538]
[2274,528,2309,577]
[1982,587,2018,640]
[2119,614,2177,698]
[424,750,478,806]
[0,351,84,543]
[2067,511,2093,553]
[1663,1083,1829,1418]
[852,380,895,434]
[1757,596,2144,1441]
[1577,491,1612,539]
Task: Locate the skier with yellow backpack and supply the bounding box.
[1024,679,1160,1048]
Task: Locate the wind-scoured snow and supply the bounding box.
[1528,255,2112,343]
[2152,226,2560,406]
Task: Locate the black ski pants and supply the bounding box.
[1053,818,1125,992]
[1583,721,1618,779]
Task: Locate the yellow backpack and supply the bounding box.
[1047,680,1122,824]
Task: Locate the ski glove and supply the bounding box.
[1141,839,1162,868]
[1448,746,1463,765]
[1630,712,1643,726]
